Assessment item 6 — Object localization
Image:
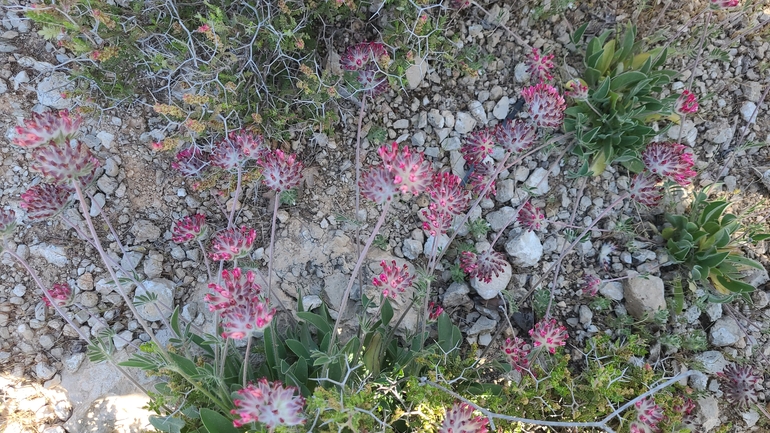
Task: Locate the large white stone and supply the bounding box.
[133,279,174,322]
[505,230,543,268]
[470,259,512,300]
[623,274,666,320]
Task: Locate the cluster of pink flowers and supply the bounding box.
[460,249,508,284]
[641,142,697,186]
[494,119,536,154]
[438,402,488,433]
[710,0,740,9]
[372,260,415,300]
[20,183,73,221]
[422,171,470,236]
[171,214,207,243]
[231,378,305,430]
[719,363,761,409]
[428,301,444,321]
[13,110,82,148]
[582,274,601,296]
[674,90,699,115]
[44,283,73,307]
[502,336,530,373]
[259,149,304,193]
[208,226,257,261]
[521,82,566,129]
[340,42,390,97]
[529,318,568,354]
[527,47,555,83]
[517,201,545,231]
[172,146,209,177]
[361,142,432,205]
[629,397,665,433]
[171,130,269,177]
[205,268,275,339]
[564,78,589,101]
[460,129,495,165]
[0,209,16,236]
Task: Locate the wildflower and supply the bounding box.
[231,378,305,430]
[209,226,257,261]
[422,208,454,237]
[20,183,73,220]
[527,47,555,83]
[521,82,566,129]
[197,24,211,32]
[210,139,245,171]
[710,0,740,9]
[0,209,16,236]
[340,43,372,71]
[360,165,399,205]
[356,66,389,97]
[426,172,471,216]
[205,268,263,311]
[465,160,496,198]
[448,0,471,10]
[461,129,496,165]
[565,78,589,100]
[628,173,663,207]
[502,336,530,372]
[633,397,664,432]
[32,141,100,186]
[44,283,73,307]
[460,250,508,284]
[258,149,304,193]
[220,300,276,339]
[428,301,444,321]
[373,260,415,300]
[232,131,266,159]
[171,214,207,243]
[674,90,699,115]
[377,142,432,196]
[172,147,209,177]
[438,402,488,433]
[13,110,82,148]
[529,318,567,354]
[641,142,697,186]
[598,242,615,271]
[582,274,601,296]
[720,364,761,410]
[494,119,536,154]
[517,201,545,231]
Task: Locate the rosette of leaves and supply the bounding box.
[662,191,767,302]
[565,24,678,176]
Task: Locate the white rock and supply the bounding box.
[493,96,509,120]
[142,252,164,279]
[454,112,476,134]
[697,396,720,431]
[13,70,29,89]
[485,206,516,232]
[467,316,497,336]
[579,305,593,325]
[666,119,697,146]
[89,193,106,216]
[443,282,471,308]
[405,56,428,89]
[742,410,760,428]
[30,243,69,267]
[402,238,422,260]
[130,220,161,243]
[709,316,741,346]
[505,230,543,267]
[35,362,57,380]
[133,279,175,322]
[36,72,73,109]
[112,330,134,350]
[693,351,728,374]
[623,274,666,320]
[424,234,450,257]
[96,131,115,149]
[740,101,757,123]
[514,62,529,82]
[301,295,322,311]
[524,167,550,195]
[470,259,512,300]
[468,100,487,124]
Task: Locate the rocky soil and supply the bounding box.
[1,0,770,432]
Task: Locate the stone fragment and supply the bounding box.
[442,282,470,308]
[405,56,427,89]
[524,167,550,195]
[467,316,497,336]
[493,96,509,120]
[454,112,476,134]
[623,274,666,320]
[505,231,543,268]
[35,362,57,380]
[30,243,69,267]
[36,72,73,109]
[740,101,757,123]
[130,220,161,243]
[470,260,512,300]
[133,279,175,321]
[709,316,741,347]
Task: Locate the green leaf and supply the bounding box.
[200,408,239,433]
[616,25,636,63]
[362,331,384,376]
[571,22,589,45]
[170,306,182,338]
[593,77,611,100]
[695,251,730,268]
[286,339,311,360]
[584,67,602,87]
[750,233,770,242]
[297,311,331,335]
[609,71,646,91]
[725,255,764,271]
[713,274,755,294]
[596,39,616,74]
[168,352,198,377]
[149,415,184,433]
[381,298,394,327]
[698,201,729,226]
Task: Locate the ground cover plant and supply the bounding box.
[1,0,770,432]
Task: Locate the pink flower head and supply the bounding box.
[720,364,761,410]
[629,421,656,433]
[32,141,100,186]
[377,142,432,196]
[426,172,471,216]
[210,139,245,171]
[428,301,444,321]
[582,274,601,296]
[461,129,496,165]
[517,201,545,231]
[629,173,663,207]
[197,24,211,32]
[258,149,303,193]
[172,146,209,177]
[0,209,17,236]
[502,336,530,372]
[674,90,698,115]
[208,226,257,261]
[13,110,82,148]
[466,160,496,198]
[527,47,555,83]
[460,250,508,284]
[422,208,453,237]
[231,378,305,429]
[357,66,389,97]
[565,78,589,100]
[373,260,415,300]
[438,402,488,433]
[521,82,566,129]
[361,165,400,205]
[205,268,262,312]
[44,283,73,307]
[634,397,664,432]
[529,318,567,354]
[341,43,372,71]
[20,183,73,220]
[171,214,207,243]
[710,0,740,9]
[220,299,276,339]
[494,119,537,154]
[232,131,267,159]
[641,142,696,186]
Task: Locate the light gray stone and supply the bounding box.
[441,136,461,151]
[35,362,57,380]
[402,238,422,260]
[130,220,161,243]
[742,410,760,428]
[405,56,428,89]
[424,234,450,257]
[514,62,529,82]
[454,112,476,134]
[693,351,728,374]
[696,396,720,431]
[30,243,69,267]
[468,100,487,124]
[579,305,593,325]
[470,259,512,300]
[428,109,444,128]
[411,131,425,147]
[505,230,543,268]
[392,119,409,129]
[743,82,762,102]
[524,167,550,195]
[485,206,516,232]
[741,101,757,123]
[709,316,741,346]
[301,295,322,311]
[666,119,697,146]
[79,292,99,308]
[142,251,164,279]
[96,175,118,195]
[36,72,73,109]
[493,96,509,120]
[112,330,133,350]
[623,274,666,319]
[96,131,115,149]
[120,251,143,272]
[467,316,497,336]
[13,70,29,90]
[495,179,515,203]
[133,279,174,322]
[443,282,471,308]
